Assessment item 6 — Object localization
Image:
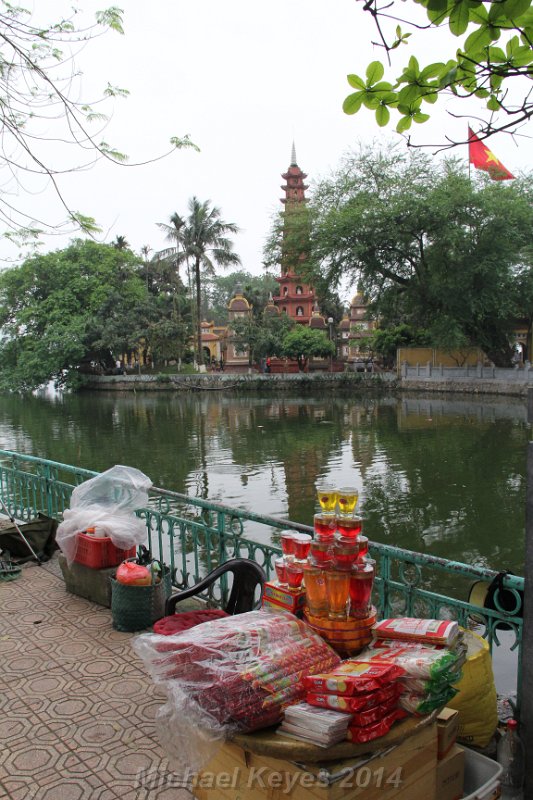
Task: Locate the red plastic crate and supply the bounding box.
[74,532,136,569]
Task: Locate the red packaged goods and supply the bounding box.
[372,617,460,647]
[347,708,408,743]
[304,660,404,696]
[307,682,401,713]
[356,641,461,680]
[133,610,340,771]
[350,695,400,727]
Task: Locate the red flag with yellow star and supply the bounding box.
[468,127,514,181]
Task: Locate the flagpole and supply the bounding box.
[468,124,471,182]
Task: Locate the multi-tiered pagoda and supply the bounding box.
[272,145,315,324]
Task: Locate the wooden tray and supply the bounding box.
[231,711,437,763]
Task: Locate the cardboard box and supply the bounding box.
[194,720,438,800]
[262,581,306,614]
[436,744,464,800]
[437,708,459,760]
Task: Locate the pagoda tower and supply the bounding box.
[272,144,315,324]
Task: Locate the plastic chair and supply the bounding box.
[155,558,267,636]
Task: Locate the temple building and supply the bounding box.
[272,145,316,323]
[348,288,376,363]
[225,285,253,370]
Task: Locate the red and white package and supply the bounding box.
[350,695,400,727]
[346,708,408,743]
[372,618,459,647]
[304,661,404,696]
[306,682,401,713]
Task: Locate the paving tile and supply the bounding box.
[0,557,199,800]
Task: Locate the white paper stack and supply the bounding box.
[276,702,351,747]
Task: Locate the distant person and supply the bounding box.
[266,357,271,374]
[219,357,224,372]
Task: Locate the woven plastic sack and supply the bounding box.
[447,630,498,748]
[111,565,172,632]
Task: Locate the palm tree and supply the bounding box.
[113,235,129,250]
[157,199,240,367]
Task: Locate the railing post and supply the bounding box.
[44,463,54,519]
[521,388,533,796]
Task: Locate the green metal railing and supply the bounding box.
[0,449,524,708]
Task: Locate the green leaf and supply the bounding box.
[398,84,424,104]
[347,73,366,90]
[375,91,398,104]
[426,0,449,12]
[375,105,390,127]
[502,0,531,19]
[486,46,507,62]
[419,63,446,81]
[408,55,421,75]
[506,35,521,55]
[512,46,533,66]
[396,115,413,133]
[427,5,451,23]
[70,213,102,234]
[96,8,124,34]
[449,1,471,35]
[487,95,501,111]
[474,88,490,98]
[371,81,394,92]
[413,111,430,123]
[170,135,200,152]
[423,91,439,104]
[464,26,494,53]
[366,61,385,84]
[343,92,365,114]
[363,94,380,110]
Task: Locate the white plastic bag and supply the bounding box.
[57,465,152,564]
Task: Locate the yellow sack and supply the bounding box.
[447,630,498,748]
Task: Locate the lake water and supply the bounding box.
[0,388,526,694]
[1,389,526,573]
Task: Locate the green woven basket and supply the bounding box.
[111,565,172,632]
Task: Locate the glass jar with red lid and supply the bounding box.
[309,539,334,567]
[333,536,360,569]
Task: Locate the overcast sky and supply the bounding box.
[5,1,531,299]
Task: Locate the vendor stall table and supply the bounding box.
[193,713,438,800]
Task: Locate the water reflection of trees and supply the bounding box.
[362,402,526,574]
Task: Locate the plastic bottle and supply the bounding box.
[497,719,524,799]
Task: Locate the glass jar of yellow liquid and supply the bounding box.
[316,484,337,513]
[337,487,359,515]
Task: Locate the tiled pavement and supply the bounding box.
[0,559,194,800]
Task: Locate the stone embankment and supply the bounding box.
[82,372,397,393]
[400,362,533,397]
[83,367,533,397]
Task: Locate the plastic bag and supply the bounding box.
[304,661,404,696]
[133,609,341,772]
[356,641,460,680]
[372,618,460,647]
[116,561,151,586]
[57,465,151,564]
[399,687,458,716]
